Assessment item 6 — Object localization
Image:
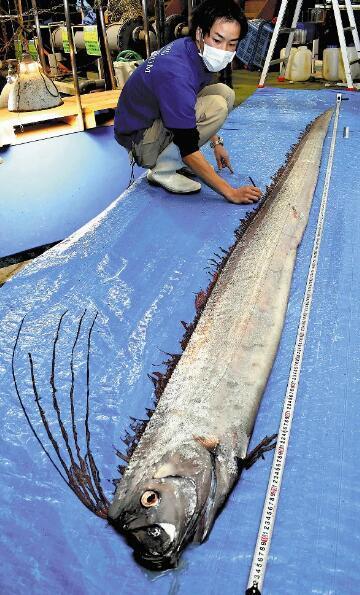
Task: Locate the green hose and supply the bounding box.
[115,50,143,62]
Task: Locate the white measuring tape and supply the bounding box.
[246,94,343,595]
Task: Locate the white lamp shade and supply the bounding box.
[8,57,63,112]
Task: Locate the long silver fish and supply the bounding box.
[108,109,333,568]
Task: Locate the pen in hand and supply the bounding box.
[249,176,256,187]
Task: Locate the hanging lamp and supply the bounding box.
[8,54,63,112]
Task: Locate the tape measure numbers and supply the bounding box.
[246,94,343,595]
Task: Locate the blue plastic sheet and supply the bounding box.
[1,88,359,594]
[0,127,141,257]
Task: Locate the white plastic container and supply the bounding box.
[339,46,360,82]
[113,60,143,89]
[323,46,340,81]
[280,47,297,79]
[287,46,312,81]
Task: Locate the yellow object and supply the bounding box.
[323,47,340,81]
[83,26,101,56]
[61,27,71,54]
[287,46,312,82]
[323,46,360,82]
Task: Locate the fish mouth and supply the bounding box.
[126,525,181,569]
[135,549,180,570]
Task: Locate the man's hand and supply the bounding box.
[182,150,262,205]
[225,185,262,205]
[214,144,234,173]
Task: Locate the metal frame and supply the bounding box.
[335,0,360,87]
[188,0,194,30]
[278,0,302,79]
[154,0,165,49]
[97,4,116,90]
[63,0,85,130]
[30,0,47,72]
[13,0,85,128]
[258,0,360,90]
[141,0,151,57]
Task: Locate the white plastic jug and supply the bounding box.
[280,47,297,79]
[323,46,340,81]
[339,46,360,82]
[113,60,143,89]
[288,46,312,81]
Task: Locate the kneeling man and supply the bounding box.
[114,0,261,204]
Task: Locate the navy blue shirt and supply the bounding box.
[114,37,212,139]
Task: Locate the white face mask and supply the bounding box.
[199,42,236,72]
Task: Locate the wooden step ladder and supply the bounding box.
[257,0,360,90]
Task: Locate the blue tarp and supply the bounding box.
[0,127,142,258]
[1,88,359,594]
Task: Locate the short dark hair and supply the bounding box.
[189,0,248,42]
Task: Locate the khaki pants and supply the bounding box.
[133,83,235,168]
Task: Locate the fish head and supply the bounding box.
[108,444,212,569]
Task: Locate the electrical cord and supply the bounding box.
[39,68,61,97]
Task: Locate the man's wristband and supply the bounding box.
[210,136,224,149]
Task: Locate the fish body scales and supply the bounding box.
[124,110,332,475]
[109,110,333,566]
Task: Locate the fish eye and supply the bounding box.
[140,490,160,508]
[147,526,161,537]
